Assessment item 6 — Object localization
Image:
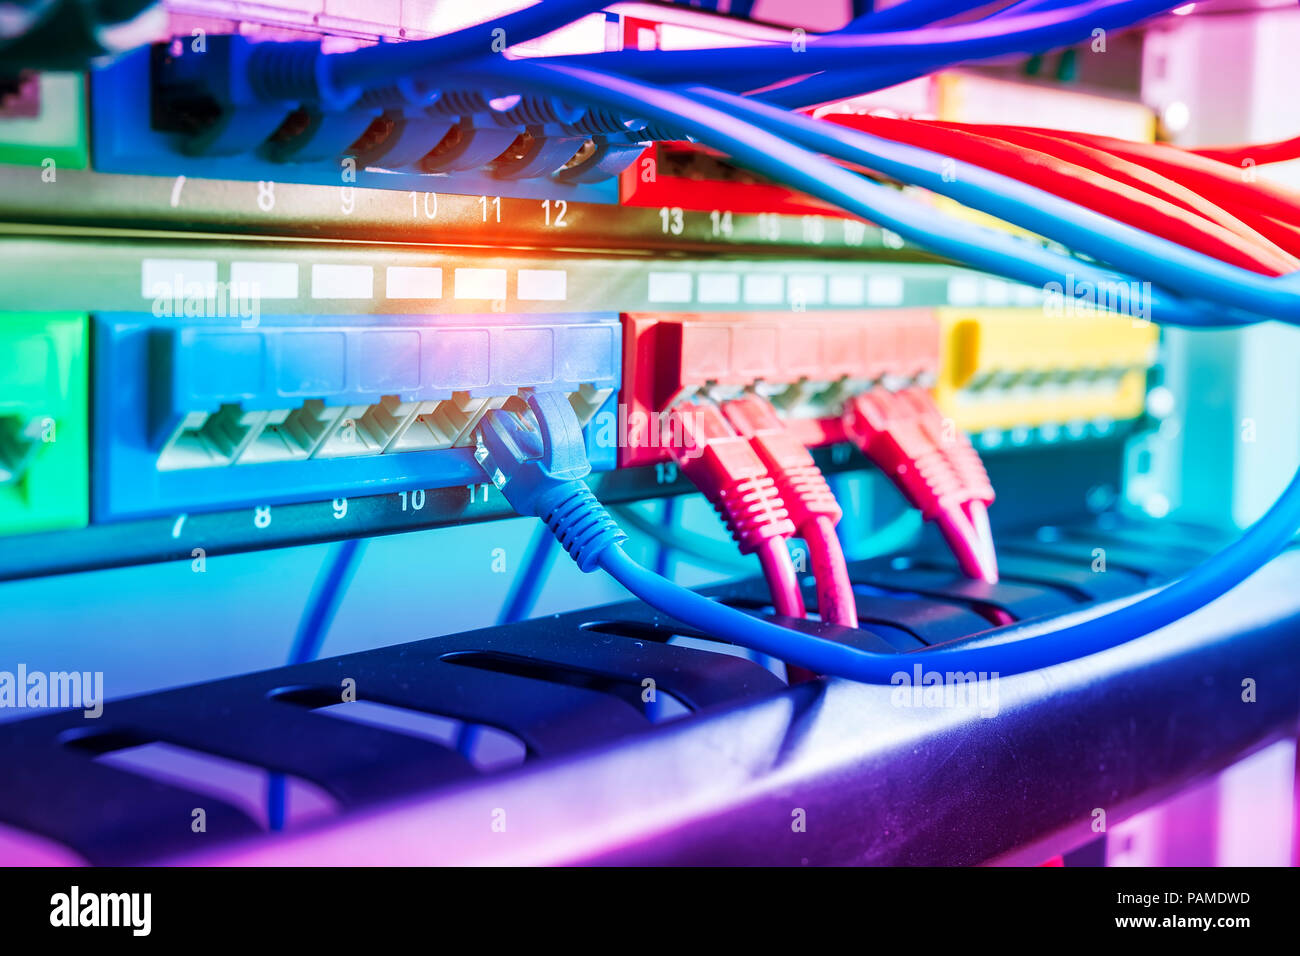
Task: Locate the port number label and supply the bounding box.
[254,505,272,529]
[479,195,501,223]
[843,219,867,246]
[399,490,426,512]
[409,191,438,220]
[542,199,568,227]
[169,176,186,209]
[332,498,348,519]
[756,213,781,241]
[659,206,684,236]
[655,462,678,485]
[256,181,276,212]
[709,209,733,237]
[801,215,825,245]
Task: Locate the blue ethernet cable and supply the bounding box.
[222,38,1291,322]
[221,21,1300,677]
[286,538,367,666]
[654,498,677,578]
[269,537,367,830]
[209,9,1290,323]
[476,391,1300,684]
[843,0,999,31]
[498,523,560,624]
[685,85,1300,323]
[435,57,1288,327]
[258,0,612,106]
[762,0,1098,106]
[747,0,1055,101]
[533,0,1180,84]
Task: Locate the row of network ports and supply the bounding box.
[0,307,1158,535]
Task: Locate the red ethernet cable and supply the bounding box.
[823,114,1296,275]
[933,122,1300,260]
[664,401,807,620]
[926,122,1297,265]
[1188,136,1300,167]
[719,395,859,629]
[842,387,998,584]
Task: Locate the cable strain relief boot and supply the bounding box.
[666,402,796,554]
[714,475,796,555]
[843,389,966,520]
[246,39,361,109]
[948,439,995,505]
[897,387,995,506]
[717,395,843,532]
[777,459,843,529]
[538,482,628,572]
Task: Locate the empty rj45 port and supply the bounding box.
[154,387,609,469]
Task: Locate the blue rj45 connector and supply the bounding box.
[475,390,626,572]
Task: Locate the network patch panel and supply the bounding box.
[620,309,938,467]
[935,306,1159,448]
[0,312,89,536]
[93,312,620,519]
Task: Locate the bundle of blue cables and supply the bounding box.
[237,0,1300,681]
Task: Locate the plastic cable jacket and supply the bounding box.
[756,537,808,618]
[447,59,1279,328]
[536,0,1182,83]
[805,516,860,628]
[597,450,1300,682]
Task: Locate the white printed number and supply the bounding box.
[659,206,684,236]
[399,489,426,512]
[256,181,275,212]
[542,199,567,227]
[410,190,438,220]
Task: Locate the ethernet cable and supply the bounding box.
[1190,136,1300,167]
[611,503,923,571]
[681,86,1300,322]
[451,57,1289,326]
[194,37,1296,323]
[612,502,754,573]
[918,122,1295,259]
[719,395,859,627]
[941,122,1300,257]
[662,400,808,620]
[823,113,1299,274]
[538,0,1182,86]
[212,38,1300,673]
[433,66,1300,674]
[270,537,367,830]
[759,0,1137,107]
[843,0,1003,31]
[477,390,1300,683]
[842,387,999,583]
[283,0,613,106]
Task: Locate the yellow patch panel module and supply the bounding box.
[936,306,1158,441]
